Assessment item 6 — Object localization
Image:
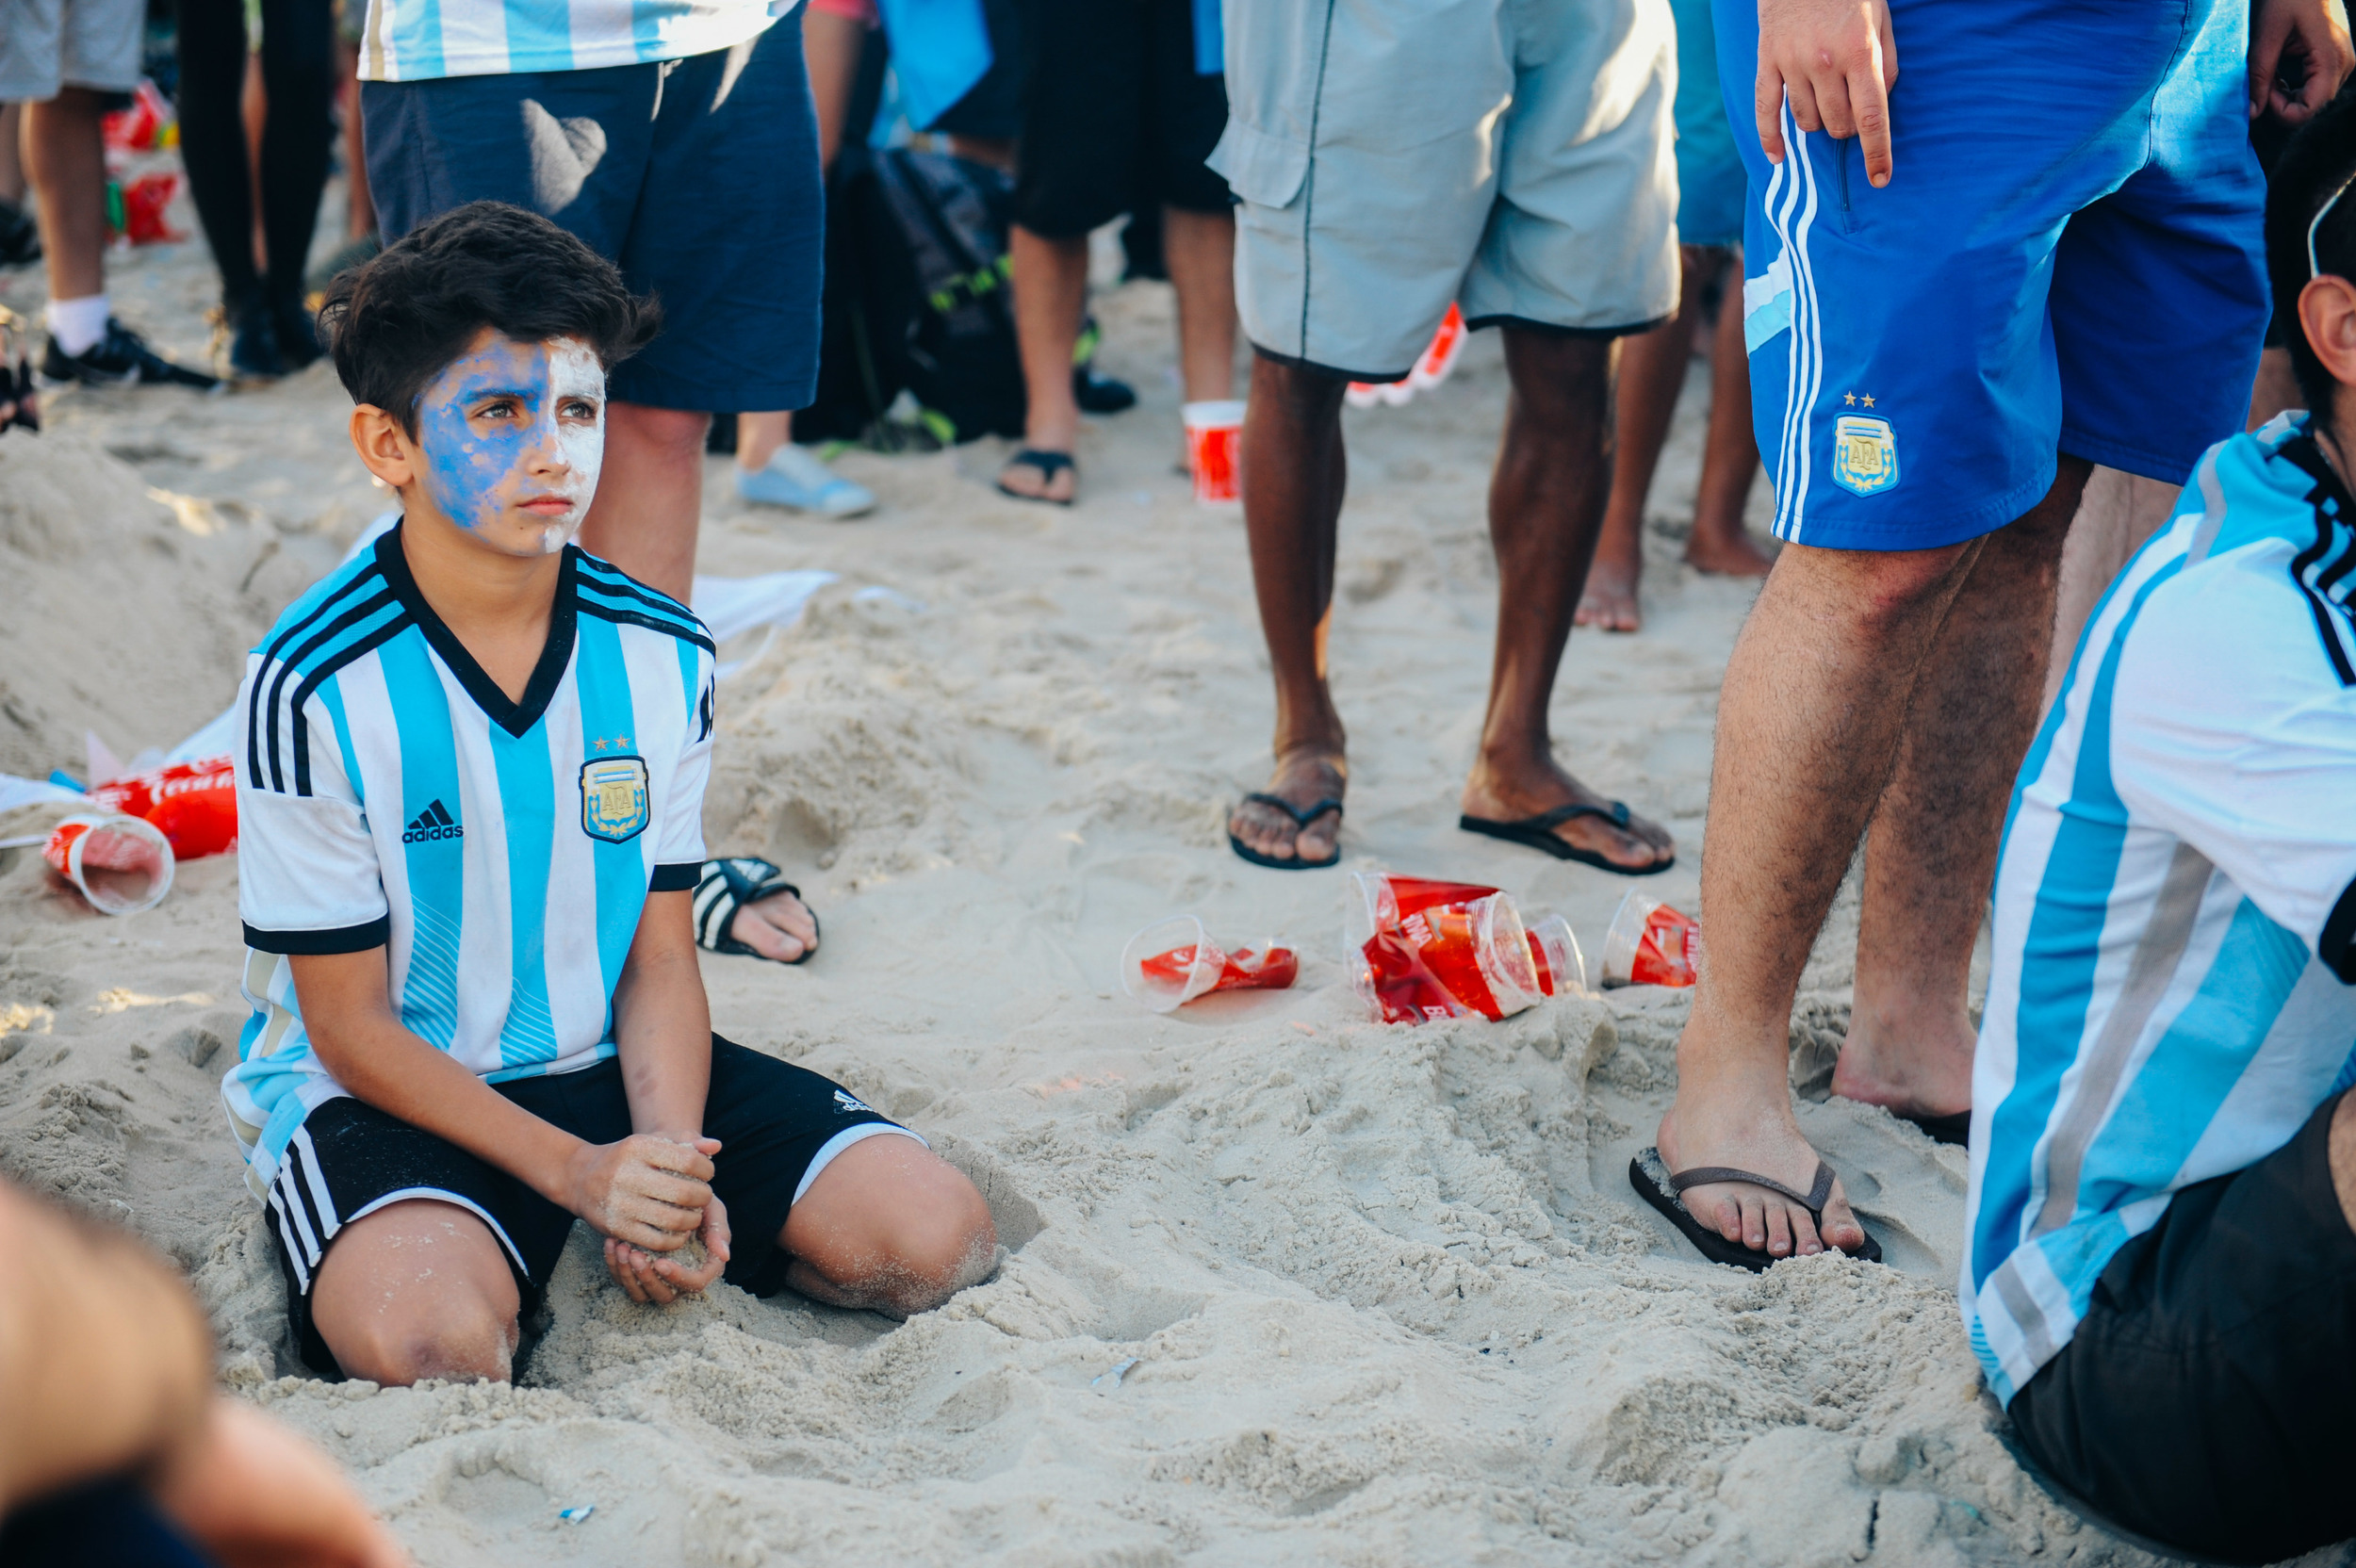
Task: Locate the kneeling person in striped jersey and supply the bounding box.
[1963,102,2356,1566]
[228,202,996,1385]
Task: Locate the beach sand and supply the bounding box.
[0,225,2225,1566]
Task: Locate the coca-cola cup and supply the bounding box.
[1600,891,1702,988]
[1120,914,1299,1014]
[1182,400,1245,508]
[42,812,175,915]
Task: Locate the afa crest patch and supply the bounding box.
[1832,415,1900,497]
[580,756,650,843]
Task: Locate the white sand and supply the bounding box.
[0,230,2210,1566]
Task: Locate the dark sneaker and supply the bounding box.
[227,302,285,381]
[0,198,40,268]
[41,318,220,390]
[1073,364,1136,415]
[273,295,321,372]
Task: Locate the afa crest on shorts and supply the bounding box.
[580,756,650,843]
[1832,415,1900,497]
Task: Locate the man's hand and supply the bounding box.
[152,1398,410,1568]
[1756,0,1900,187]
[604,1193,732,1305]
[564,1134,719,1251]
[2251,0,2354,123]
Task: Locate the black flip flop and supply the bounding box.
[996,448,1076,506]
[1459,800,1674,876]
[1628,1147,1883,1271]
[1897,1108,1971,1148]
[693,858,820,966]
[1227,792,1343,870]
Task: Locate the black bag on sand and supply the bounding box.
[800,147,1027,448]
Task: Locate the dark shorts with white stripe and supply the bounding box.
[266,1035,914,1377]
[2006,1089,2356,1566]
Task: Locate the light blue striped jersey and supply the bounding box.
[225,528,716,1199]
[1963,415,2356,1404]
[356,0,788,82]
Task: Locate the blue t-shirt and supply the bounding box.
[225,528,715,1200]
[1963,415,2356,1403]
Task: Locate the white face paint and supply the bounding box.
[545,336,607,551]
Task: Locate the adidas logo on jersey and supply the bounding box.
[401,799,463,843]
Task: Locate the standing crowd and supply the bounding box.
[5,0,2356,1564]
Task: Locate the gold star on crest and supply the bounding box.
[1843,392,1857,405]
[1861,395,1876,408]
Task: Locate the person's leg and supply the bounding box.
[254,0,335,316]
[1459,326,1676,869]
[1831,455,2088,1118]
[802,4,865,173]
[776,1135,996,1316]
[0,103,23,204]
[2037,466,2183,707]
[306,1199,522,1384]
[1685,253,1772,576]
[23,87,106,304]
[1226,354,1350,864]
[175,0,262,302]
[738,411,792,472]
[579,403,711,603]
[1579,246,1711,633]
[999,225,1089,500]
[1162,204,1235,403]
[2247,343,2300,429]
[335,38,372,240]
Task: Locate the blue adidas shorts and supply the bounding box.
[1716,0,2267,552]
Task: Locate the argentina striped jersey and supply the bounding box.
[1963,415,2356,1404]
[225,527,716,1199]
[357,0,790,82]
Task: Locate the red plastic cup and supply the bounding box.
[89,754,238,859]
[42,812,174,915]
[1121,914,1299,1013]
[1600,892,1702,988]
[1182,400,1245,507]
[1345,873,1546,1024]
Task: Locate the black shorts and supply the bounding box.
[1010,0,1231,238]
[360,14,824,414]
[266,1035,915,1377]
[2007,1090,2356,1566]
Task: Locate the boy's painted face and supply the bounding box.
[410,329,605,556]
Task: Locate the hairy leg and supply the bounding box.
[1460,327,1673,870]
[1687,256,1772,577]
[24,89,107,301]
[778,1136,996,1316]
[1001,225,1088,501]
[1661,534,1982,1257]
[2041,465,2181,708]
[1162,204,1236,403]
[1837,457,2088,1117]
[308,1199,521,1385]
[579,401,711,604]
[2247,344,2301,433]
[1228,353,1350,863]
[2333,1091,2356,1237]
[1580,246,1713,633]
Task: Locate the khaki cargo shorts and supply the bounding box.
[1209,0,1680,381]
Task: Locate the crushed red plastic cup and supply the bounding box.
[1344,303,1467,410]
[1600,892,1701,988]
[1182,400,1244,507]
[1121,914,1298,1013]
[42,812,174,915]
[111,172,184,246]
[89,755,237,859]
[1346,873,1582,1024]
[101,80,176,153]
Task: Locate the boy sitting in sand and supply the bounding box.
[225,202,995,1383]
[1963,98,2356,1565]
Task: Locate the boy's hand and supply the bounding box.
[565,1135,719,1250]
[604,1194,732,1304]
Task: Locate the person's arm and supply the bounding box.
[2250,0,2354,125]
[1754,0,1899,188]
[288,949,718,1255]
[0,1184,407,1568]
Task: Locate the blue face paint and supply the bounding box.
[411,332,606,555]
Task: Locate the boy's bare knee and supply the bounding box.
[333,1298,516,1386]
[893,1180,998,1305]
[2329,1090,2356,1238]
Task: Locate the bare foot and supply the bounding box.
[729,888,818,962]
[1576,545,1644,632]
[997,449,1076,503]
[1683,525,1775,578]
[1657,1067,1866,1259]
[1827,1006,1973,1121]
[1229,747,1346,865]
[1460,756,1674,872]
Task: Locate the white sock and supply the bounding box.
[47,295,110,357]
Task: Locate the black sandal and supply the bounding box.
[1227,792,1344,870]
[1628,1146,1883,1271]
[996,448,1076,506]
[693,858,820,965]
[1459,800,1674,875]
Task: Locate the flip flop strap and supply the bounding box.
[1667,1160,1836,1215]
[1525,800,1633,830]
[1241,792,1344,826]
[1007,449,1074,476]
[693,857,801,957]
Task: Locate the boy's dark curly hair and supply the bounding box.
[2266,80,2356,419]
[319,202,661,435]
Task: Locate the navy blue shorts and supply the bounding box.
[1717,0,2268,551]
[361,16,824,414]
